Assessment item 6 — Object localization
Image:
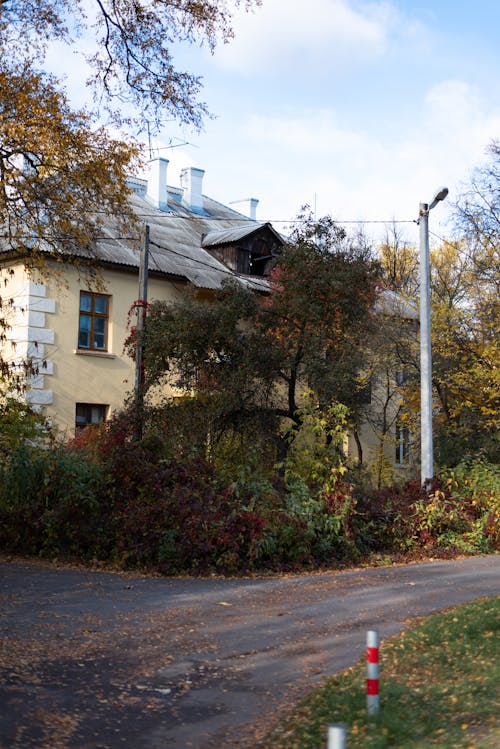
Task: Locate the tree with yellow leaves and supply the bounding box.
[430,240,499,463]
[0,1,260,130]
[0,1,261,377]
[378,148,500,466]
[429,142,500,463]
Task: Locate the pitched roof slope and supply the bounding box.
[0,178,279,291]
[202,222,283,249]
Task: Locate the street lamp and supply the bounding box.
[418,187,448,489]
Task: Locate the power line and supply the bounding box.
[267,218,417,225]
[92,210,418,225]
[148,239,239,279]
[0,234,140,242]
[1,223,425,282]
[0,233,252,277]
[429,228,449,243]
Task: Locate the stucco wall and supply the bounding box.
[1,261,187,435]
[344,376,416,483]
[1,262,416,476]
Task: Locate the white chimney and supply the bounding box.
[180,167,205,213]
[147,158,169,210]
[229,198,259,220]
[248,198,259,220]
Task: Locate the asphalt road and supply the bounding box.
[1,555,499,749]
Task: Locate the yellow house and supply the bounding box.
[345,290,419,484]
[1,158,417,479]
[1,159,282,436]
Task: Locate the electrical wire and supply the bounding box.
[0,234,141,242]
[1,224,424,283]
[1,207,425,285]
[148,239,241,279]
[84,210,417,225]
[429,228,450,243]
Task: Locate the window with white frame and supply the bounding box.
[395,420,411,466]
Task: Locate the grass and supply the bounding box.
[261,597,500,748]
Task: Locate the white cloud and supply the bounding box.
[246,109,368,155]
[424,80,500,156]
[38,0,500,247]
[211,0,398,74]
[225,78,500,236]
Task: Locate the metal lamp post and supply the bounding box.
[418,187,448,489]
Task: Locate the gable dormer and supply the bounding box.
[202,223,283,277]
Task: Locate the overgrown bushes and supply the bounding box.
[0,444,106,557]
[0,415,498,574]
[357,461,500,557]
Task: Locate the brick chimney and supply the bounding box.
[180,167,205,213]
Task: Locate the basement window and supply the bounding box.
[75,403,108,432]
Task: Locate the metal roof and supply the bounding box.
[376,288,418,319]
[0,182,416,314]
[202,222,283,249]
[0,188,280,292]
[92,191,286,290]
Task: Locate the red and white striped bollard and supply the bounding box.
[366,629,379,716]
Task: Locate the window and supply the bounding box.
[75,403,108,432]
[78,292,109,351]
[395,420,411,466]
[395,369,409,387]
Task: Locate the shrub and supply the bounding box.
[253,478,360,568]
[285,396,349,495]
[0,445,104,557]
[354,461,499,557]
[354,480,426,553]
[68,419,273,573]
[413,461,500,554]
[2,412,497,573]
[41,448,105,556]
[0,445,50,554]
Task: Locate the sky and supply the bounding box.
[51,0,500,242]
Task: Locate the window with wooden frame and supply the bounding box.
[75,403,108,432]
[78,292,110,351]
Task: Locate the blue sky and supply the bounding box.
[51,0,500,241]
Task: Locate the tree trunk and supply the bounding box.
[353,428,363,465]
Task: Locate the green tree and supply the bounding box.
[129,212,381,476]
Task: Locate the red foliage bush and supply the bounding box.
[354,480,429,552]
[65,415,271,572]
[4,412,495,572]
